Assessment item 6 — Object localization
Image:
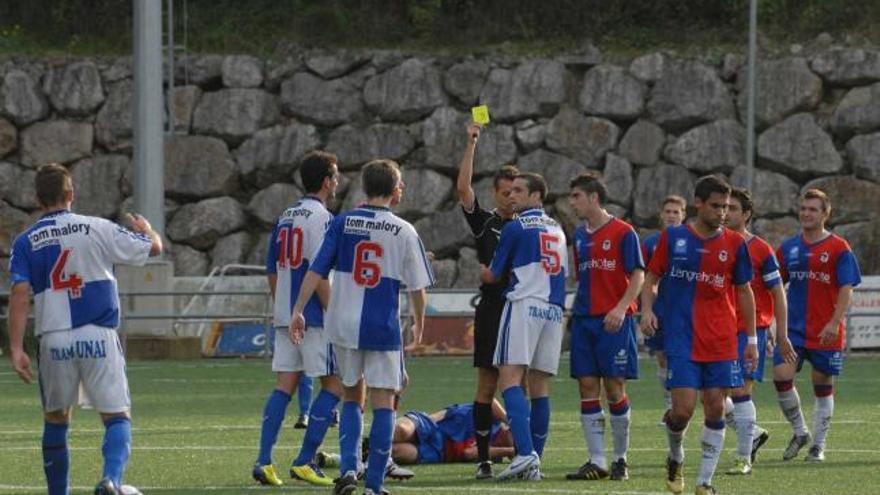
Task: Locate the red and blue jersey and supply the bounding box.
[572,218,644,317]
[647,224,753,362]
[736,235,781,332]
[776,233,861,351]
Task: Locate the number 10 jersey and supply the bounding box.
[310,205,435,351]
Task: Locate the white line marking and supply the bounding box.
[0,484,670,494]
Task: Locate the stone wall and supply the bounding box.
[2,44,880,287]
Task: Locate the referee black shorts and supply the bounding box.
[473,292,506,369]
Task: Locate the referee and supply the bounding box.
[456,122,518,479]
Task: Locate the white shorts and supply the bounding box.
[38,325,130,414]
[335,346,404,391]
[272,326,337,378]
[493,298,563,375]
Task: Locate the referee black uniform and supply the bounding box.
[462,196,512,369]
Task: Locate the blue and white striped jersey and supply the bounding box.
[9,210,152,335]
[266,196,333,329]
[310,205,435,351]
[489,207,568,308]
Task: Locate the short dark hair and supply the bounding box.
[515,172,548,201]
[802,188,831,214]
[730,187,754,217]
[362,159,401,198]
[568,171,607,204]
[493,165,519,189]
[300,150,337,194]
[35,163,72,207]
[662,194,687,210]
[693,175,731,202]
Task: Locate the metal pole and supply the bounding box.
[166,0,175,134]
[133,0,166,238]
[745,0,758,192]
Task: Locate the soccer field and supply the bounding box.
[1,355,878,495]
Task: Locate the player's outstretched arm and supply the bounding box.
[605,268,644,332]
[770,284,796,363]
[737,283,758,371]
[125,213,163,256]
[289,270,322,344]
[456,123,482,211]
[639,271,660,336]
[8,282,33,384]
[819,285,854,346]
[405,288,427,351]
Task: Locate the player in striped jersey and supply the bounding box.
[252,151,343,487]
[9,163,163,495]
[641,175,757,495]
[641,195,687,421]
[722,187,796,475]
[773,189,861,462]
[290,159,434,495]
[565,172,644,482]
[480,172,568,482]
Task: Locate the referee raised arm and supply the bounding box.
[456,122,518,479]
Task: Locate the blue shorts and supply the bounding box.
[737,328,768,382]
[570,315,639,379]
[666,354,743,390]
[405,411,444,464]
[773,343,843,376]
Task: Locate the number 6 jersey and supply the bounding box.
[309,205,435,351]
[9,210,152,335]
[266,196,334,329]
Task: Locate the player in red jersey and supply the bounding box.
[721,188,796,474]
[565,172,644,482]
[773,189,861,462]
[640,175,757,495]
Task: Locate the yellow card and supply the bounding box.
[471,105,490,125]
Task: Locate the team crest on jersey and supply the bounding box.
[602,239,611,251]
[718,250,728,262]
[820,251,829,263]
[674,238,687,254]
[790,246,799,258]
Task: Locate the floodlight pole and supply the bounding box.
[133,0,166,238]
[745,0,758,192]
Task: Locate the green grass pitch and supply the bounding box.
[1,355,878,494]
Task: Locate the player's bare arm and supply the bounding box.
[405,288,427,351]
[605,268,644,332]
[639,271,660,336]
[819,285,854,346]
[125,212,163,256]
[456,123,482,211]
[267,274,277,298]
[770,284,796,363]
[8,281,33,384]
[315,279,331,310]
[736,282,759,371]
[289,270,323,344]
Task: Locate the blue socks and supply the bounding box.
[298,376,314,416]
[530,396,550,457]
[294,389,340,466]
[256,389,291,465]
[43,422,70,495]
[339,401,363,475]
[502,386,535,456]
[102,417,131,488]
[365,408,394,494]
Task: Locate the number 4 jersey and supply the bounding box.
[309,205,435,351]
[9,210,152,335]
[266,196,333,329]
